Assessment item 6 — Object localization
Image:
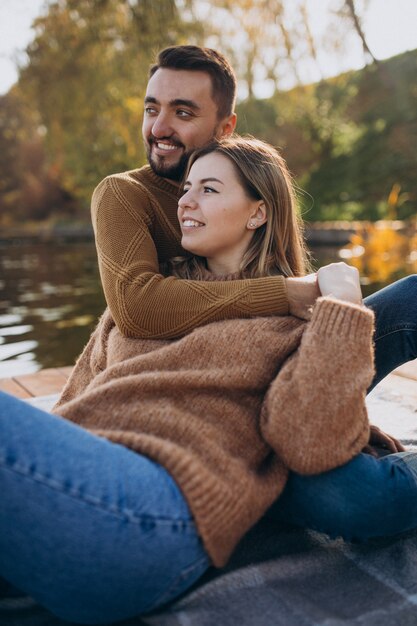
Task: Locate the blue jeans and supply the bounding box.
[365,275,417,389]
[0,275,416,623]
[0,392,209,624]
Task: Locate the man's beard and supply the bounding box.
[146,140,192,182]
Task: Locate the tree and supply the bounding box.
[19,0,203,211]
[0,87,73,222]
[343,0,379,65]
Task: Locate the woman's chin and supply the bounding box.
[181,238,206,257]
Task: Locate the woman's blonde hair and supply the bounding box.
[168,135,310,279]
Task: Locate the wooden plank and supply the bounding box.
[0,377,32,399]
[58,366,73,379]
[15,368,69,397]
[373,371,417,403]
[367,372,417,441]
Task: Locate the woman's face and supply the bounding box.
[178,152,263,274]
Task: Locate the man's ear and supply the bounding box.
[218,113,237,138]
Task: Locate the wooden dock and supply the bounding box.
[0,362,416,440]
[0,366,73,399]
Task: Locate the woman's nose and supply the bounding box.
[179,190,197,210]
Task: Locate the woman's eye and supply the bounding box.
[203,186,217,193]
[181,187,191,195]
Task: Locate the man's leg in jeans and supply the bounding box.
[267,452,417,541]
[267,276,417,538]
[364,274,417,390]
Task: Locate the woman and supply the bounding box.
[0,137,415,624]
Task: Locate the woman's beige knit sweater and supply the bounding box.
[54,297,374,567]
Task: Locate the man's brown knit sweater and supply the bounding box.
[54,297,374,567]
[91,166,289,339]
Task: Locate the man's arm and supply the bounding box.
[92,173,320,338]
[92,173,297,339]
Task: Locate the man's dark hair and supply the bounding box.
[149,45,236,119]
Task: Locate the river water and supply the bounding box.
[0,241,105,378]
[0,237,415,378]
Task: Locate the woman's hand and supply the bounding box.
[362,424,406,456]
[317,262,363,305]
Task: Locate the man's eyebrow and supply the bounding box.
[171,98,200,111]
[144,96,200,111]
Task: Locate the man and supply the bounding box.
[91,45,318,340]
[92,44,416,380]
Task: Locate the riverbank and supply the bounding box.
[1,219,413,246]
[0,223,94,245]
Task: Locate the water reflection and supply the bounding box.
[0,241,105,377]
[0,232,414,378]
[339,224,417,287]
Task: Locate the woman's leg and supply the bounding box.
[0,391,210,624]
[267,451,417,541]
[364,274,417,390]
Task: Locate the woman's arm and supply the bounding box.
[261,296,374,475]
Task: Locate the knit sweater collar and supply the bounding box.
[139,165,181,197]
[198,266,243,282]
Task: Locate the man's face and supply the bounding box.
[142,68,234,182]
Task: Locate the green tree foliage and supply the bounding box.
[304,52,417,220]
[18,0,202,213]
[3,0,416,224]
[234,50,416,222]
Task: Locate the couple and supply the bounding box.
[1,45,417,624]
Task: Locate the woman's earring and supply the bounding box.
[249,222,255,228]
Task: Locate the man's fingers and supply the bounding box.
[370,426,406,453]
[362,445,378,457]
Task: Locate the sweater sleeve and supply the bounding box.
[91,175,289,339]
[260,298,374,475]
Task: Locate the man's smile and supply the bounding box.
[149,137,184,158]
[155,142,179,152]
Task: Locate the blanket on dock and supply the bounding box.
[1,378,417,626]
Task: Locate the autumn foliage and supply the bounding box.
[1,0,416,225]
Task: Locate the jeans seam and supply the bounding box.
[374,325,417,341]
[0,457,196,528]
[143,553,209,613]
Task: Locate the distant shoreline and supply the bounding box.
[0,219,411,247]
[0,224,94,246]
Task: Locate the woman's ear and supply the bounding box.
[247,202,267,229]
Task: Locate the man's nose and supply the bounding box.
[151,112,173,138]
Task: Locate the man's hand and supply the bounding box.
[362,425,406,456]
[317,262,363,306]
[286,273,320,320]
